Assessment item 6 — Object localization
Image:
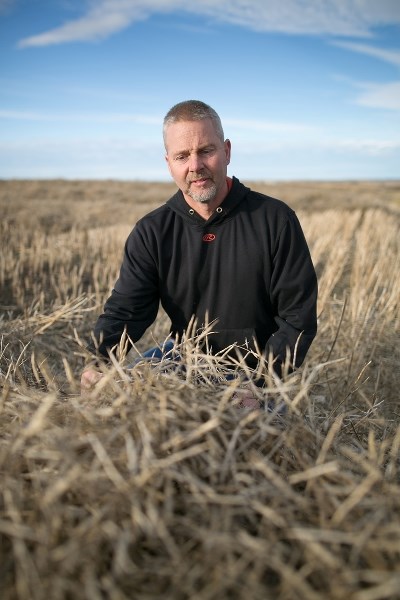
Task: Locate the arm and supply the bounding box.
[266,212,317,373]
[87,223,160,361]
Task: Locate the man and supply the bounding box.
[81,100,317,390]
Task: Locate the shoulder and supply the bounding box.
[124,198,182,255]
[129,203,173,239]
[233,178,293,214]
[247,187,293,217]
[137,203,172,226]
[236,181,296,235]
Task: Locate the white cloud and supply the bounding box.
[336,73,400,111]
[18,0,183,47]
[17,0,400,47]
[355,81,400,110]
[333,41,400,67]
[1,133,399,179]
[0,109,162,124]
[321,138,400,155]
[235,137,400,155]
[0,109,318,135]
[1,134,398,159]
[330,42,400,111]
[0,136,168,179]
[224,118,316,134]
[193,0,400,36]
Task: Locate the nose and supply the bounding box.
[188,152,203,172]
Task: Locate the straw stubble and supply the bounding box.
[0,180,399,599]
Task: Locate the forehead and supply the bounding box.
[164,118,221,153]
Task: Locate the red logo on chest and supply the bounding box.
[202,233,216,242]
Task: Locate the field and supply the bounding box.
[1,179,400,600]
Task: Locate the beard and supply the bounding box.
[186,176,217,204]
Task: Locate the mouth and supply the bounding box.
[190,177,209,186]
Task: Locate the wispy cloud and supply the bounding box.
[18,1,148,47]
[331,42,400,111]
[0,136,168,179]
[320,138,400,155]
[333,41,400,67]
[0,109,317,134]
[195,0,400,36]
[17,0,400,48]
[236,137,400,155]
[1,134,398,179]
[224,118,316,135]
[355,81,400,110]
[2,134,398,157]
[0,109,162,124]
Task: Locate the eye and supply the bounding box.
[201,147,214,155]
[175,154,188,162]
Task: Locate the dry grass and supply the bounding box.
[0,180,399,600]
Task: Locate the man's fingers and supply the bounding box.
[81,369,103,391]
[233,389,261,410]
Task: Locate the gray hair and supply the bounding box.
[163,100,225,147]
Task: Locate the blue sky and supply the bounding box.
[0,0,399,180]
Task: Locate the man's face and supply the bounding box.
[164,118,231,204]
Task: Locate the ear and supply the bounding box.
[224,139,231,165]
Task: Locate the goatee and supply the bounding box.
[187,181,217,204]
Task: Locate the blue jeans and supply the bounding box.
[133,339,177,362]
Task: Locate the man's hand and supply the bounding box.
[233,388,261,410]
[81,367,103,392]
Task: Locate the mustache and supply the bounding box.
[186,172,211,183]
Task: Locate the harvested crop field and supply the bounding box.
[1,179,400,600]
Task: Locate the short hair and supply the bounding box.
[163,100,225,147]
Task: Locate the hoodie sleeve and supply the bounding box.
[87,223,159,360]
[265,212,317,374]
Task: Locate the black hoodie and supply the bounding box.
[89,177,318,371]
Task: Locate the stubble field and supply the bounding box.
[1,179,400,599]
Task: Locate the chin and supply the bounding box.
[191,194,214,204]
[189,186,217,205]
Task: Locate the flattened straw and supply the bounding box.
[124,432,139,475]
[34,295,90,335]
[42,464,82,506]
[250,499,287,528]
[316,415,344,465]
[385,424,400,479]
[288,460,339,485]
[11,393,56,452]
[134,443,209,487]
[160,416,220,451]
[331,470,382,526]
[220,411,262,482]
[352,576,400,600]
[238,531,323,600]
[62,357,77,390]
[0,518,39,542]
[3,489,42,600]
[87,433,127,491]
[250,454,309,509]
[30,351,41,384]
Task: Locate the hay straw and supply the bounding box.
[1,183,399,599]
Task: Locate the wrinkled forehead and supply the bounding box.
[164,119,220,153]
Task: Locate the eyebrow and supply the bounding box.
[173,143,216,157]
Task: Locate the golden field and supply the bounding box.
[0,179,399,600]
